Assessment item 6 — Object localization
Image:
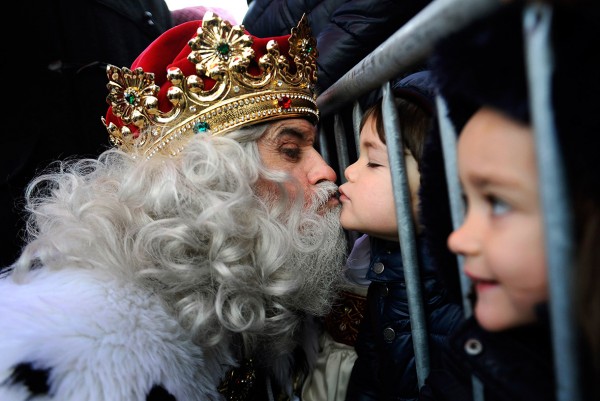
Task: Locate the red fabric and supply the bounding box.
[171,6,239,26]
[105,18,295,132]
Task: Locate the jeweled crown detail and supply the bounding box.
[103,12,319,158]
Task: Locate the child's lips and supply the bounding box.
[338,188,349,202]
[474,279,499,292]
[466,271,499,292]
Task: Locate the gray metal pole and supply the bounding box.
[436,94,485,401]
[333,113,351,184]
[523,4,581,400]
[382,82,430,386]
[352,101,363,156]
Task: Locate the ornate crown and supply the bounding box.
[103,12,319,159]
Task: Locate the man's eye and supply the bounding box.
[281,147,301,160]
[488,195,511,216]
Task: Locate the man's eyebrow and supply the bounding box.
[274,126,314,143]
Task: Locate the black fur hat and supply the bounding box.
[429,1,529,132]
[429,0,600,204]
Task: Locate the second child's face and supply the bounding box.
[448,107,548,332]
[339,115,420,241]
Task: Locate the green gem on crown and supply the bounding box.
[125,93,136,105]
[217,43,230,56]
[194,121,210,133]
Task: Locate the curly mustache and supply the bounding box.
[309,181,339,213]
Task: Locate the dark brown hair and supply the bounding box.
[360,97,431,166]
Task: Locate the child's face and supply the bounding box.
[339,114,420,241]
[448,107,548,331]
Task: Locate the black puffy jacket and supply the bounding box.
[420,316,556,401]
[347,237,464,401]
[243,0,432,93]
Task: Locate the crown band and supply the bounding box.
[145,89,317,158]
[103,12,319,159]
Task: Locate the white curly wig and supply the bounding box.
[13,122,347,361]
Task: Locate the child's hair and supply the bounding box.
[360,96,432,165]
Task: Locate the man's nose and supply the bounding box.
[308,149,337,184]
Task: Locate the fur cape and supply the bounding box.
[0,266,227,401]
[0,266,319,401]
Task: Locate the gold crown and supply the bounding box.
[103,12,319,159]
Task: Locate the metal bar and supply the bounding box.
[382,81,430,386]
[435,96,471,316]
[334,113,351,184]
[523,4,581,400]
[318,124,331,168]
[317,0,504,117]
[352,100,363,156]
[436,94,485,401]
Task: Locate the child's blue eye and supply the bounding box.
[461,193,468,210]
[489,196,511,216]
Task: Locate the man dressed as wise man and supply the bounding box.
[0,11,346,401]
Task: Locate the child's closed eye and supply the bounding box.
[366,162,382,168]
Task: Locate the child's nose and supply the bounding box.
[447,215,479,257]
[344,161,357,182]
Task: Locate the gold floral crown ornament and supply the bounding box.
[102,12,319,159]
